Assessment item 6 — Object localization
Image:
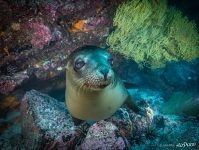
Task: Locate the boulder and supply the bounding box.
[81,121,129,150]
[20,90,89,149]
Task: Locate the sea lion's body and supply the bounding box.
[66,75,128,121]
[65,46,139,121]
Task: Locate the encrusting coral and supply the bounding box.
[107,0,199,69]
[70,19,89,32]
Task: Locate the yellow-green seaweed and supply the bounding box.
[107,0,199,69]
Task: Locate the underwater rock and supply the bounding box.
[33,56,67,80]
[0,79,16,95]
[0,95,20,117]
[0,71,29,94]
[115,56,199,95]
[133,115,199,150]
[0,123,22,149]
[81,120,129,150]
[20,90,89,149]
[23,20,52,49]
[113,57,169,92]
[20,90,199,149]
[162,61,199,90]
[0,0,121,94]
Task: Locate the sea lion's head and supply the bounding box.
[66,46,116,91]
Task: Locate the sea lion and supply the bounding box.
[65,46,141,122]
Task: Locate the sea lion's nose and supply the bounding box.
[100,68,109,80]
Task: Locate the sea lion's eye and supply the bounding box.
[108,57,114,65]
[74,59,85,71]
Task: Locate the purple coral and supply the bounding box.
[0,71,29,94]
[23,20,52,49]
[41,3,60,23]
[85,17,109,30]
[114,137,126,150]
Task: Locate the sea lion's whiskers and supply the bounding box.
[75,79,84,96]
[78,82,85,95]
[74,78,82,88]
[80,81,86,95]
[85,83,90,92]
[82,84,87,95]
[77,86,82,96]
[78,84,83,96]
[72,78,82,88]
[81,80,89,94]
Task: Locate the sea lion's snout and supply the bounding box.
[94,66,113,88]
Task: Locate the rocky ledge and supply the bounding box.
[18,90,199,150]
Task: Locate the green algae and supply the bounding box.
[107,0,199,69]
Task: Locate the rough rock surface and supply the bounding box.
[0,0,122,95]
[1,0,198,96]
[19,90,199,150]
[0,71,29,94]
[81,121,129,150]
[20,90,151,149]
[115,57,199,95]
[20,90,89,149]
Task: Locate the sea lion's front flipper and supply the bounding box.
[124,95,140,113]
